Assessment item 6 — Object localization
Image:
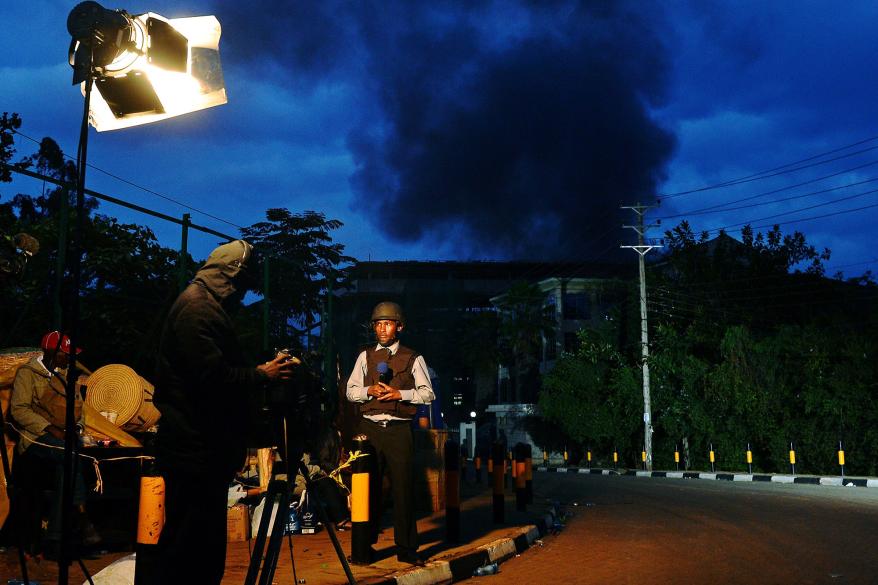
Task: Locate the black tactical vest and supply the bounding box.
[360,345,420,418]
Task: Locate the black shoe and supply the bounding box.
[396,549,426,566]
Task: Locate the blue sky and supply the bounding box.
[1,1,876,278]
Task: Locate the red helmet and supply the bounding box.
[40,331,82,354]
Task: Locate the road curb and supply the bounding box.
[536,466,878,488]
[375,512,554,584]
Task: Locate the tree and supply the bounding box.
[538,327,641,462]
[494,282,555,404]
[240,208,353,353]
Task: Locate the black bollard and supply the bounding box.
[445,440,460,543]
[514,443,526,512]
[524,443,533,504]
[350,434,373,565]
[492,442,505,523]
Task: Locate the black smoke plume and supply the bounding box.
[213,0,676,260]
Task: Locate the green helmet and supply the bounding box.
[371,301,404,324]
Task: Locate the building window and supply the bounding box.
[563,292,590,320]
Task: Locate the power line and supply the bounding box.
[704,202,878,236]
[659,134,878,199]
[698,189,878,232]
[10,127,246,231]
[657,176,878,220]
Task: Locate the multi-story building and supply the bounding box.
[331,260,630,446]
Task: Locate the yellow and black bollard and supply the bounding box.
[524,443,533,505]
[445,440,461,543]
[492,442,505,523]
[514,443,527,512]
[709,443,716,472]
[674,444,680,471]
[543,449,549,466]
[838,441,846,478]
[134,460,165,584]
[350,434,373,565]
[613,448,618,470]
[641,449,647,470]
[789,442,796,475]
[746,443,753,474]
[586,448,592,469]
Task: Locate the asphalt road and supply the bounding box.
[460,473,878,585]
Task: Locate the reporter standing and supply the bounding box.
[346,301,434,566]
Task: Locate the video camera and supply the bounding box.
[249,349,333,454]
[0,232,39,282]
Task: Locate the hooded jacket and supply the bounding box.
[10,357,83,454]
[154,240,267,477]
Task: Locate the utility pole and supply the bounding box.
[621,203,661,471]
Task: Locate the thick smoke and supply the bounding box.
[212,0,676,260]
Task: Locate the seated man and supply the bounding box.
[10,331,92,557]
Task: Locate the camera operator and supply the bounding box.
[346,301,434,566]
[140,240,294,585]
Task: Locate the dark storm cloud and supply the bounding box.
[207,0,677,260]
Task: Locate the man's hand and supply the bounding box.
[257,355,296,381]
[367,382,398,400]
[46,425,65,440]
[376,385,402,402]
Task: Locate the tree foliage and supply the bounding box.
[239,208,353,353]
[539,327,640,460]
[536,221,878,474]
[2,115,351,380]
[493,282,556,404]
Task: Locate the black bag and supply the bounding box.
[313,476,349,524]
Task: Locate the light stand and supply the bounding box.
[56,2,227,582]
[58,13,97,578]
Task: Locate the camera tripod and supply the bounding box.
[244,422,357,585]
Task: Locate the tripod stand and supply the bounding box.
[244,422,357,585]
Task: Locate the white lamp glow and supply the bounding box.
[70,5,227,131]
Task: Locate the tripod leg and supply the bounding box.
[245,482,280,585]
[258,488,290,585]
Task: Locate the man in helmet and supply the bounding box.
[346,301,434,566]
[10,331,88,556]
[141,240,295,584]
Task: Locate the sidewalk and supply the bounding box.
[220,478,554,584]
[538,465,878,487]
[0,475,555,584]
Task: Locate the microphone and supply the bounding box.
[377,361,393,384]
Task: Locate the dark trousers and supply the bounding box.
[19,433,86,542]
[358,418,418,552]
[136,469,229,585]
